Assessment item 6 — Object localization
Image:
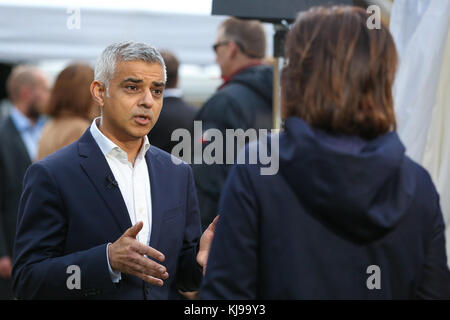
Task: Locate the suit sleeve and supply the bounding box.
[199,164,259,299]
[12,162,116,299]
[173,164,203,292]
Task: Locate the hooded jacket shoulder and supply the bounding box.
[201,116,450,299]
[196,64,273,131]
[277,117,424,241]
[225,64,273,104]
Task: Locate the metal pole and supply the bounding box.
[272,56,283,130]
[272,22,289,130]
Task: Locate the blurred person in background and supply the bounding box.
[38,63,98,160]
[0,65,49,299]
[200,6,450,299]
[193,17,273,231]
[147,50,196,154]
[0,64,15,122]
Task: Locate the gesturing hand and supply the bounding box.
[0,256,12,279]
[108,221,168,286]
[197,215,219,275]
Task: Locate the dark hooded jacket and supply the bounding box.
[200,117,450,299]
[193,64,273,230]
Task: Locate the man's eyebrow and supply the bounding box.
[120,77,143,85]
[152,81,165,87]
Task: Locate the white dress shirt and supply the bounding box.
[90,118,152,282]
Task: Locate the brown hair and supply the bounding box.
[160,50,179,89]
[282,6,398,139]
[46,63,95,119]
[220,17,266,59]
[6,65,42,103]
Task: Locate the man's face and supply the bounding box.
[100,60,165,143]
[214,27,233,78]
[28,72,50,119]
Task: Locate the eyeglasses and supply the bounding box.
[212,40,259,58]
[212,41,230,53]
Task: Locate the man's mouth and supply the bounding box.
[134,114,151,125]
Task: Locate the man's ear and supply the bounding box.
[229,41,239,59]
[90,80,106,107]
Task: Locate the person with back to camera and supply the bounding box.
[38,63,99,160]
[200,6,450,299]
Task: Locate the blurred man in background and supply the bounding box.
[147,50,196,154]
[0,65,49,299]
[0,64,15,122]
[193,17,273,230]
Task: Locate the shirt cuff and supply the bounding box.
[106,243,121,283]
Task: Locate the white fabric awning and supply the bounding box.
[0,2,227,65]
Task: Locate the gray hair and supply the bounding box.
[94,41,166,94]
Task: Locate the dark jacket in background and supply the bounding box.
[193,64,273,230]
[0,116,32,299]
[147,96,196,154]
[200,117,450,299]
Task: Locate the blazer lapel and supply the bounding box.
[77,130,132,234]
[147,147,164,249]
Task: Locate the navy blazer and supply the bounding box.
[12,129,203,299]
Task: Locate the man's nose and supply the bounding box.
[140,89,154,108]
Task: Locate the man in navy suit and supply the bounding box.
[12,42,216,299]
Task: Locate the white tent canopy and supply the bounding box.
[0,2,227,66]
[390,0,450,266]
[0,1,275,105]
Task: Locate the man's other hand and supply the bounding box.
[0,256,12,279]
[197,215,219,275]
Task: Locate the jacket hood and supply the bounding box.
[278,117,415,242]
[229,64,273,104]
